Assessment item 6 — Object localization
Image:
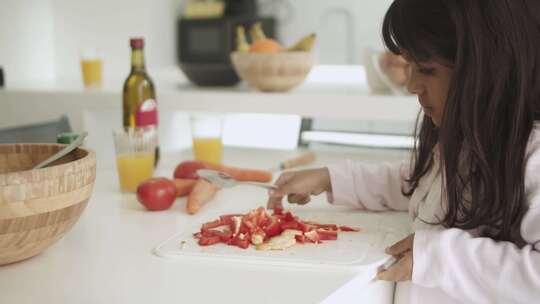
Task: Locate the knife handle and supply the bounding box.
[280,152,316,170]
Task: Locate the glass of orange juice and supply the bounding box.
[80,48,103,88]
[190,114,224,164]
[112,128,157,192]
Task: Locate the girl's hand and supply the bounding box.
[266,168,331,209]
[376,234,414,282]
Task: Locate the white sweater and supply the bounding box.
[327,123,540,304]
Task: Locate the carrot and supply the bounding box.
[186,179,220,214]
[202,162,272,182]
[172,179,197,197]
[174,160,273,182]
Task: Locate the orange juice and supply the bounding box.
[116,152,154,192]
[81,59,102,88]
[193,137,223,164]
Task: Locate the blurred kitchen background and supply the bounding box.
[0,0,417,169]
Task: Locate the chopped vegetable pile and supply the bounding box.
[193,207,361,250]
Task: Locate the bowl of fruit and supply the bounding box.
[231,23,316,92]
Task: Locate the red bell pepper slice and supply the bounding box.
[263,219,282,238]
[339,225,361,232]
[317,229,338,240]
[295,234,307,244]
[198,236,221,246]
[304,230,321,243]
[201,219,225,231]
[219,214,243,225]
[228,236,250,249]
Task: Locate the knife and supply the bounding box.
[270,151,316,172]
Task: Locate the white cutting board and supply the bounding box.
[154,208,409,272]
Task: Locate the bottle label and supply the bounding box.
[136,99,158,127]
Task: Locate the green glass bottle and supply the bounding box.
[122,38,160,166]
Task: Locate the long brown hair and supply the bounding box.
[383,0,540,244]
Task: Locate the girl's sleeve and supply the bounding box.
[412,133,540,303]
[326,160,411,211]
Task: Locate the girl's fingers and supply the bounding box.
[386,234,414,256]
[268,172,295,197]
[376,252,413,282]
[288,194,310,205]
[266,196,284,210]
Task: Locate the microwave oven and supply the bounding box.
[177,16,276,86]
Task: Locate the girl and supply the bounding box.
[267,0,540,303]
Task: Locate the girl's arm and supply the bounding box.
[412,136,540,303]
[326,160,411,211]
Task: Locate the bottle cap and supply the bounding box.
[130,38,144,49]
[56,132,80,145]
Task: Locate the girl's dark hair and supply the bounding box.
[383,0,540,245]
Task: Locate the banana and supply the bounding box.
[235,26,250,52]
[287,33,317,52]
[249,22,267,42]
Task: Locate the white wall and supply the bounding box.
[52,0,181,83]
[0,0,400,153]
[0,0,393,83]
[260,0,393,64]
[0,0,56,84]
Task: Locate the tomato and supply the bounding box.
[136,178,177,211]
[173,160,207,180]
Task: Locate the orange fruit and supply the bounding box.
[249,39,282,53]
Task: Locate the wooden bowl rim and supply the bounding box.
[0,143,96,186]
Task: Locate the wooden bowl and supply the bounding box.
[231,51,315,92]
[0,144,96,265]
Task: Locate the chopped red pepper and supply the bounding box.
[339,225,361,232]
[304,230,321,243]
[273,207,283,215]
[195,207,360,250]
[201,219,225,231]
[198,236,221,246]
[219,214,243,225]
[228,236,250,249]
[295,234,307,244]
[264,219,282,238]
[317,229,338,240]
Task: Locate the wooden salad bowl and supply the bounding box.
[0,144,96,265]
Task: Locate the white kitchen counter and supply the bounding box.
[0,66,419,132]
[0,147,411,304]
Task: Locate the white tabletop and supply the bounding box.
[0,147,410,304]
